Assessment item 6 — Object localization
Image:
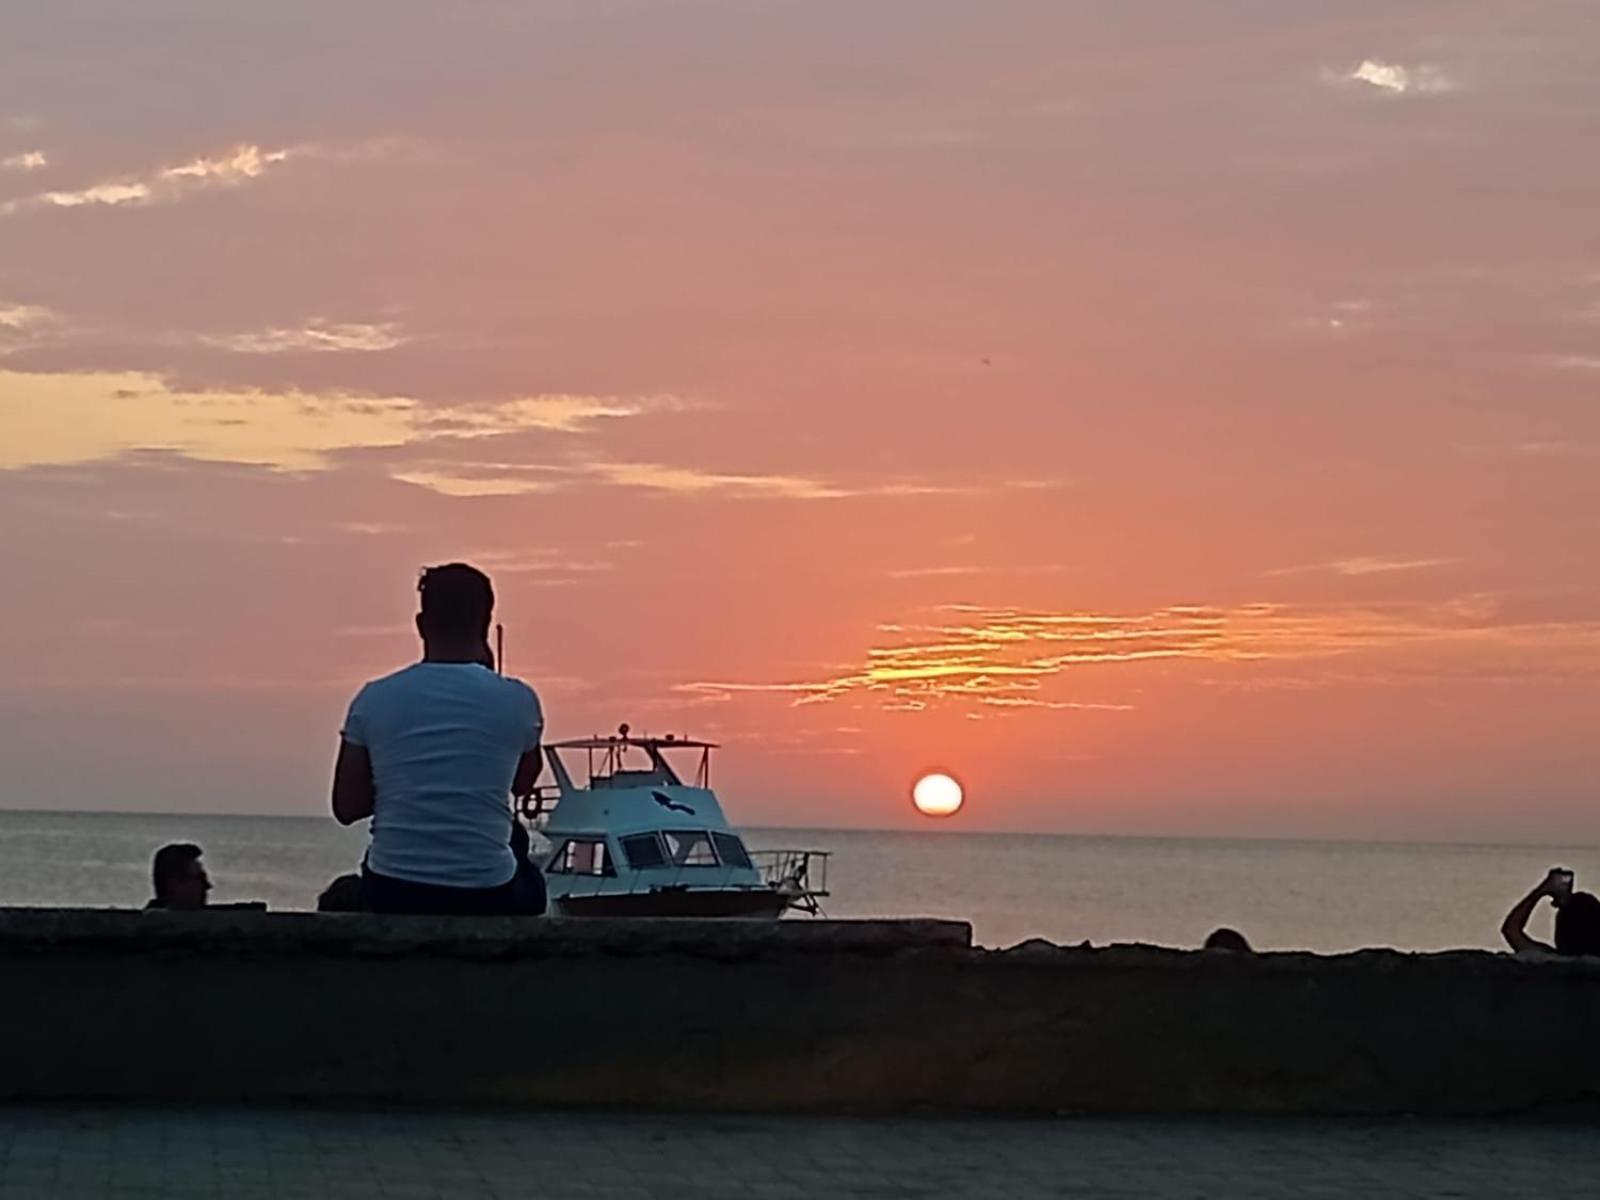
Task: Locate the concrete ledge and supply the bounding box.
[0,908,971,959]
[6,909,1600,1116]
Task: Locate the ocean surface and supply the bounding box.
[0,809,1587,952]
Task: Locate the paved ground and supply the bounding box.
[1,1107,1597,1199]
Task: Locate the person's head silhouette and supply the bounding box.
[1555,892,1600,956]
[150,843,211,910]
[1203,927,1253,954]
[416,563,495,663]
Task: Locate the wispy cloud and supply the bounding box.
[1543,355,1600,371]
[0,303,51,331]
[204,321,406,354]
[1336,60,1453,96]
[162,144,288,183]
[389,458,976,502]
[422,397,652,437]
[2,143,294,216]
[677,597,1600,714]
[388,470,555,498]
[1266,555,1457,578]
[0,368,669,473]
[34,181,152,209]
[588,462,850,499]
[1,150,46,171]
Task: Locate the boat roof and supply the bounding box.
[547,734,720,751]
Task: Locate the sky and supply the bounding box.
[2,1,1597,840]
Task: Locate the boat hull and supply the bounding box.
[554,888,791,919]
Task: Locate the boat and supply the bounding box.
[518,725,829,919]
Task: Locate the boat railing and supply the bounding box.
[516,785,562,822]
[748,849,830,914]
[546,849,831,914]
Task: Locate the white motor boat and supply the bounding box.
[518,726,829,919]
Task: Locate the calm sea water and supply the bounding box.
[0,809,1586,952]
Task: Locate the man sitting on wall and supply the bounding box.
[331,563,546,916]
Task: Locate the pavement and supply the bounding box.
[1,1106,1597,1199]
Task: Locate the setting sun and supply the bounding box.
[912,773,964,818]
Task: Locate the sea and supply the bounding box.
[0,809,1584,953]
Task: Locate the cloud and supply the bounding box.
[1265,556,1457,578]
[1543,355,1600,371]
[0,303,51,331]
[161,144,288,183]
[384,456,978,502]
[421,396,652,437]
[204,321,406,354]
[3,142,294,216]
[0,368,665,474]
[1,150,46,171]
[388,470,555,497]
[34,181,151,209]
[1337,60,1453,96]
[677,597,1600,714]
[587,462,850,499]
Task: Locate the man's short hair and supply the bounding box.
[152,843,203,900]
[418,563,495,639]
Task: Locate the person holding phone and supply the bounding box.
[1500,868,1600,955]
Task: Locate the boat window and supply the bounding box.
[661,830,718,867]
[620,833,667,870]
[711,832,753,870]
[548,838,615,876]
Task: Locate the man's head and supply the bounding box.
[416,563,495,651]
[151,843,211,910]
[1555,891,1600,956]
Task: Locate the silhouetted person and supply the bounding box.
[146,843,211,911]
[1202,927,1253,953]
[1502,868,1600,956]
[332,563,545,916]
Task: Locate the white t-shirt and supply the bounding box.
[341,662,543,888]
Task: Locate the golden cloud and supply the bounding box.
[0,369,663,473]
[3,143,293,216]
[679,599,1600,713]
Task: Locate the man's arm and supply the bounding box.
[512,748,542,798]
[1501,876,1558,954]
[512,686,544,799]
[331,739,376,826]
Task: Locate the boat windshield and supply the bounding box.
[711,832,753,870]
[661,830,718,866]
[608,830,759,871]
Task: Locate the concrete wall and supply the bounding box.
[4,909,1599,1116]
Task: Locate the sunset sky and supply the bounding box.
[2,2,1597,840]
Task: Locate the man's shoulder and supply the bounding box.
[354,663,426,700]
[353,664,539,715]
[493,673,542,712]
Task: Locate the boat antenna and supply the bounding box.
[494,623,505,675]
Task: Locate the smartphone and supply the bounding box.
[1552,868,1575,892]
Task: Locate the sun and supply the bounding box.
[912,772,964,818]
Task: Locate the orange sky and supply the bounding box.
[2,2,1597,839]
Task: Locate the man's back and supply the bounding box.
[343,662,542,888]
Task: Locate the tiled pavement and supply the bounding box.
[1,1106,1596,1199]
